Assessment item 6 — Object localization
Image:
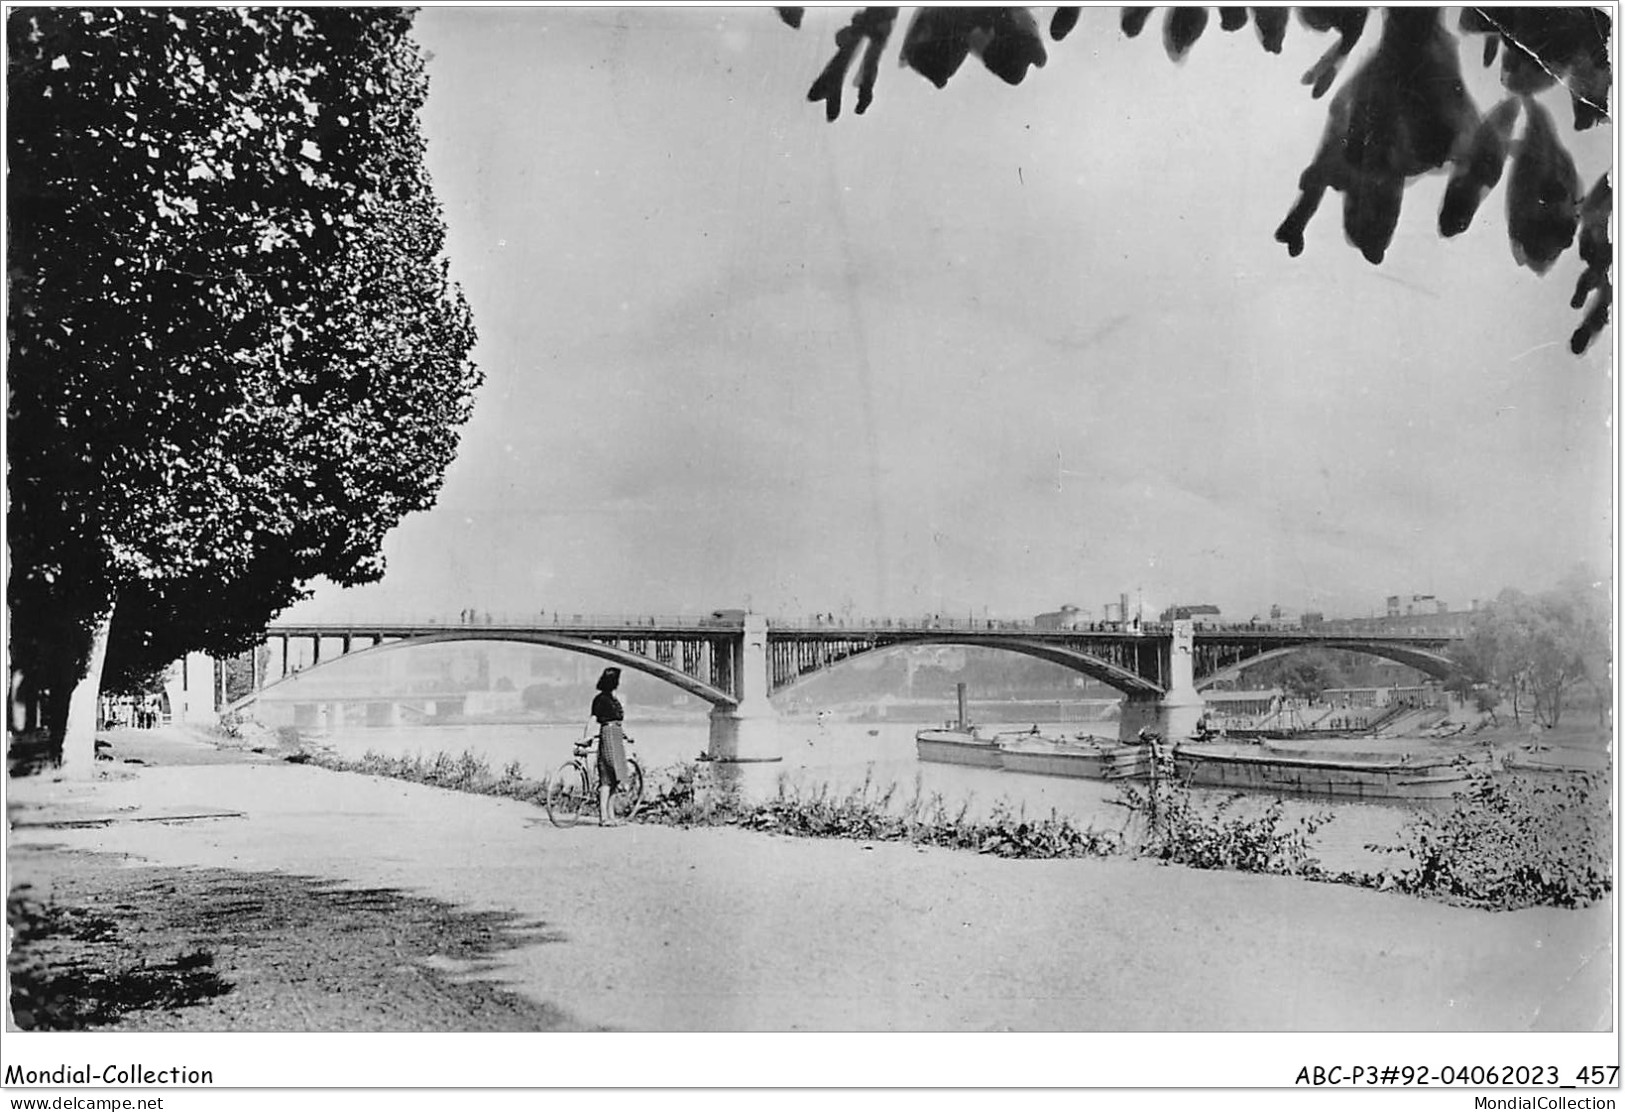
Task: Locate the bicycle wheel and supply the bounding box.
[545,761,590,828]
[614,756,645,820]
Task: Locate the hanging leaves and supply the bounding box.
[807,7,896,120]
[1439,97,1522,238]
[1297,8,1368,98]
[1279,9,1478,264]
[897,7,1046,90]
[1121,8,1155,39]
[1506,97,1582,275]
[1569,174,1612,355]
[1460,7,1612,130]
[781,6,1612,355]
[1162,7,1210,62]
[1251,8,1290,53]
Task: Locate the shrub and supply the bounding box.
[1116,777,1329,876]
[309,748,550,806]
[642,764,1120,860]
[215,711,286,752]
[638,760,746,826]
[1371,765,1612,909]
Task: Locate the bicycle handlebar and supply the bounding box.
[575,733,635,753]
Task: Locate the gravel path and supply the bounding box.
[6,732,1612,1032]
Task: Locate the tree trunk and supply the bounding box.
[9,666,37,734]
[59,606,114,775]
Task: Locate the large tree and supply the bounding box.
[8,8,480,766]
[780,6,1613,355]
[1455,575,1610,728]
[1238,648,1348,701]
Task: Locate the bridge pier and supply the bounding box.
[1118,621,1206,743]
[707,615,780,762]
[1158,619,1207,741]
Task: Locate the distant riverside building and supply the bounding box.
[1320,685,1443,709]
[1204,688,1282,716]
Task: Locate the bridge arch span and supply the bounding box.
[770,635,1167,700]
[233,631,740,713]
[1196,640,1463,691]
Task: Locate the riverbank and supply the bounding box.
[6,726,1613,1032]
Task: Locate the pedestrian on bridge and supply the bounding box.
[587,667,631,827]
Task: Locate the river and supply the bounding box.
[318,718,1424,873]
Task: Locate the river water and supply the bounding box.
[319,718,1424,873]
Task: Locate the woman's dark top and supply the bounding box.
[591,691,624,724]
[590,691,628,788]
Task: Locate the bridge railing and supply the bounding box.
[268,612,737,631]
[767,616,1172,633]
[263,613,1465,638]
[770,615,1043,632]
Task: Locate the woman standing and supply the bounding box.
[588,667,630,826]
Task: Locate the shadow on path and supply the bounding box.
[8,846,589,1032]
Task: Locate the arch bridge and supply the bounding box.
[235,614,1466,760]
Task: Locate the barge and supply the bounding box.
[996,729,1150,781]
[1172,740,1491,800]
[914,725,1006,768]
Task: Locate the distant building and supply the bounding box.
[1263,604,1320,629]
[1204,687,1282,717]
[1159,603,1222,624]
[1316,608,1472,636]
[1097,594,1134,625]
[1387,593,1448,617]
[1034,604,1087,630]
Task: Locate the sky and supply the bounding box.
[285,6,1615,627]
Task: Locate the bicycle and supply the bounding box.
[545,731,644,827]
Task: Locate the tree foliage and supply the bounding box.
[8,8,480,749]
[1239,648,1347,701]
[1453,572,1610,727]
[779,6,1613,355]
